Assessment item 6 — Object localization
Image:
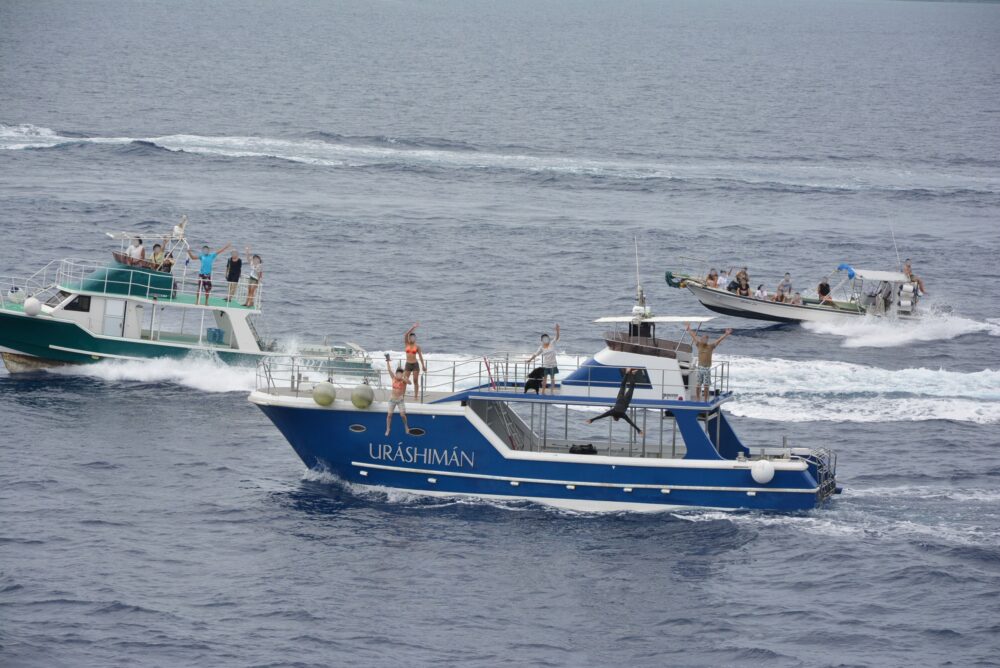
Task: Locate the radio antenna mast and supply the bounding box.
[634,235,645,307]
[890,225,902,271]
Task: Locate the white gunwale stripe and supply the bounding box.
[350,461,818,494]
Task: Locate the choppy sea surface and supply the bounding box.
[2,1,1000,666]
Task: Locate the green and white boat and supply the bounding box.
[0,221,374,377]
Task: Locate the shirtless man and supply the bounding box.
[685,323,733,402]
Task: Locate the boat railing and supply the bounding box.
[257,355,381,395]
[54,257,264,310]
[255,352,731,405]
[603,330,692,360]
[0,263,60,311]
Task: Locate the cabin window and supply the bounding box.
[63,295,91,312]
[349,424,366,433]
[620,367,651,385]
[46,290,71,307]
[407,428,426,436]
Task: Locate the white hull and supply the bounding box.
[687,284,871,324]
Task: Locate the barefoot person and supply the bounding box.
[527,324,560,395]
[403,323,427,400]
[684,323,733,402]
[585,368,643,435]
[225,249,242,303]
[243,249,263,307]
[384,353,411,436]
[187,241,231,306]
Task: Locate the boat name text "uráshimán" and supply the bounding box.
[369,443,475,468]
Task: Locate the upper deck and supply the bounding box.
[253,352,731,409]
[1,256,264,314]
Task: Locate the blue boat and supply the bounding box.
[251,301,839,512]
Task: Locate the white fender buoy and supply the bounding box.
[23,296,41,317]
[312,382,337,407]
[751,459,775,485]
[351,384,375,409]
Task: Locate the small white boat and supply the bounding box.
[666,265,922,324]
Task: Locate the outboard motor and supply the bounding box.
[898,282,916,315]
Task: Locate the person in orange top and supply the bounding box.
[403,322,427,400]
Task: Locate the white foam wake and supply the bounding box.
[28,346,1000,424]
[801,311,1000,348]
[47,356,257,393]
[726,355,1000,424]
[4,123,998,192]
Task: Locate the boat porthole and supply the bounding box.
[407,427,426,436]
[349,424,366,433]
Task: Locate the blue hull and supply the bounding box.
[258,404,829,512]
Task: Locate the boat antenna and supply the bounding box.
[634,235,645,307]
[890,225,902,271]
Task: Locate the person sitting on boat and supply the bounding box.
[403,322,427,400]
[243,248,263,307]
[736,266,749,285]
[737,277,751,297]
[149,243,166,270]
[126,237,145,265]
[187,241,231,306]
[705,269,719,288]
[754,284,768,300]
[384,353,411,436]
[774,272,793,302]
[817,277,835,306]
[717,271,734,292]
[788,291,803,305]
[527,324,561,395]
[684,322,733,402]
[903,258,927,295]
[585,368,643,435]
[225,249,243,303]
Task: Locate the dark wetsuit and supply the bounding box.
[590,372,642,433]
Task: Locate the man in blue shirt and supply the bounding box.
[187,242,231,305]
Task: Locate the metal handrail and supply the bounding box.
[254,353,731,404]
[53,257,264,310]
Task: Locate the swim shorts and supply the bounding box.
[696,365,712,386]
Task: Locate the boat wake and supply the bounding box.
[800,311,1000,348]
[726,355,1000,424]
[46,356,257,393]
[31,350,1000,424]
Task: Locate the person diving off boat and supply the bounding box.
[685,322,732,402]
[585,368,643,435]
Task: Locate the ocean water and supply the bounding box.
[2,0,1000,666]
